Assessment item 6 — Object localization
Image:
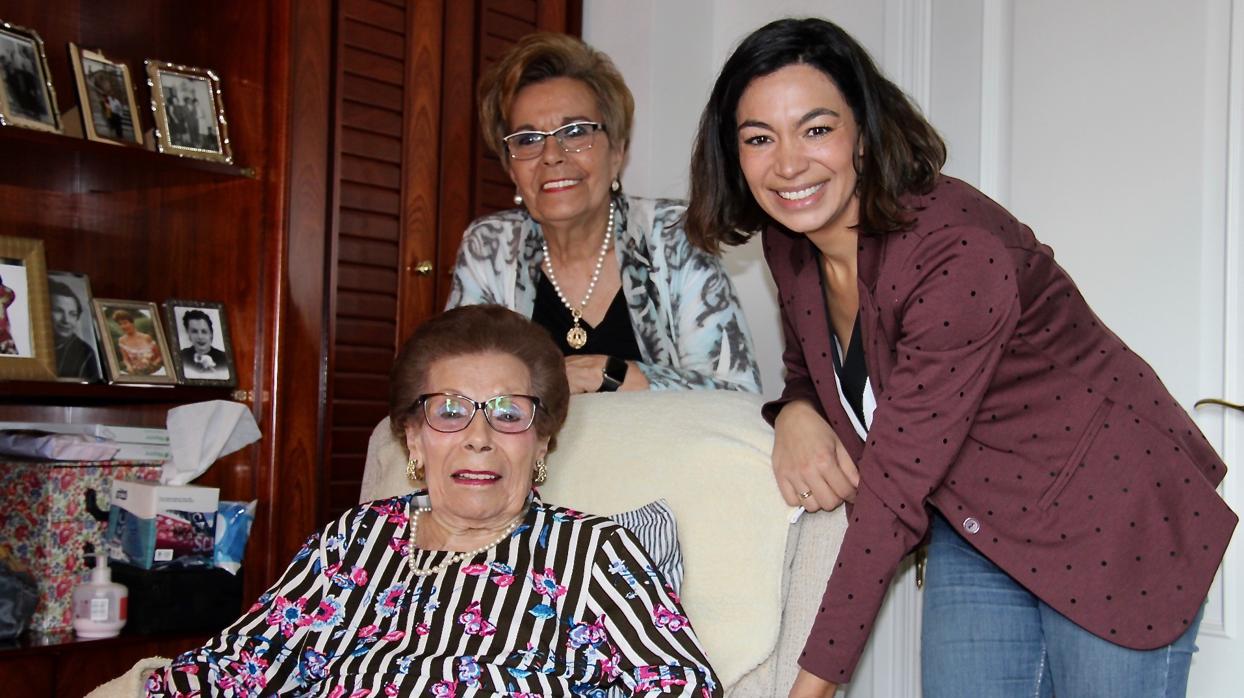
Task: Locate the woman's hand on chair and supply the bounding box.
[789,668,839,697]
[773,400,859,512]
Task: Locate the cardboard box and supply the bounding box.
[0,461,163,632]
[107,480,219,569]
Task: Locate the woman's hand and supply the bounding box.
[563,355,650,393]
[772,400,859,512]
[564,354,608,393]
[789,669,838,697]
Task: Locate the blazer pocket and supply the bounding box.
[1037,398,1112,511]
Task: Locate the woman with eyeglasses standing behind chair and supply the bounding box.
[448,33,761,395]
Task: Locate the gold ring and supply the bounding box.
[799,490,812,500]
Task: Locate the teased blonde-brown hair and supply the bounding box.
[478,32,634,161]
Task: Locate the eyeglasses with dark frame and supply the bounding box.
[501,121,605,160]
[414,392,543,434]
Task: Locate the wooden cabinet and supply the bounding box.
[0,0,321,665]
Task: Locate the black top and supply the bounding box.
[532,272,643,360]
[830,314,869,429]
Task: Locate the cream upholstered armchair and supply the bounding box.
[89,390,847,696]
[364,390,847,696]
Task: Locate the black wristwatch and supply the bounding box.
[598,355,628,392]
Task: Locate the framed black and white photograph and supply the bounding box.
[0,236,56,381]
[163,299,235,386]
[0,21,61,133]
[47,270,104,383]
[69,44,142,146]
[91,298,175,385]
[146,60,231,163]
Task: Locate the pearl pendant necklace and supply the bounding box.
[406,504,525,578]
[541,201,615,350]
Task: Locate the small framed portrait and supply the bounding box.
[163,299,236,387]
[145,60,232,163]
[0,21,61,133]
[91,299,176,385]
[47,271,104,383]
[0,236,56,381]
[69,44,143,146]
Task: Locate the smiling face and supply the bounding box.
[736,63,861,243]
[404,351,549,531]
[505,77,623,231]
[186,317,213,352]
[51,295,80,339]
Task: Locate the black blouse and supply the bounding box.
[531,272,643,360]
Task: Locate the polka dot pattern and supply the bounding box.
[760,176,1237,683]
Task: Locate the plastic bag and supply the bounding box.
[0,549,37,640]
[214,500,257,575]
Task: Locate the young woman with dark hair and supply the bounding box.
[689,16,1235,698]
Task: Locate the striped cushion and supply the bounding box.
[609,498,684,593]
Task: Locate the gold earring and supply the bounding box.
[533,458,548,485]
[406,458,424,481]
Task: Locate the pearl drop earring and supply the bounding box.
[610,179,620,192]
[513,192,524,206]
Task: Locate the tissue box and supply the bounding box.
[0,461,163,632]
[107,480,219,569]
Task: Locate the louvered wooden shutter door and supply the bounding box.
[324,0,581,518]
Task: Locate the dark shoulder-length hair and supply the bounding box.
[686,17,946,252]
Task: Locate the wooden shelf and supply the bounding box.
[0,380,233,406]
[0,124,254,192]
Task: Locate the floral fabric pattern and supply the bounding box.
[146,492,720,697]
[447,195,761,392]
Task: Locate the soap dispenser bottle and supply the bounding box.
[72,555,127,639]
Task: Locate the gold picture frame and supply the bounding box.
[0,236,57,381]
[0,20,62,133]
[69,43,143,146]
[145,59,232,163]
[91,298,177,385]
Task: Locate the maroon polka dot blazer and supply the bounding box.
[761,176,1237,683]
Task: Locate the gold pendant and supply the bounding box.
[566,323,588,349]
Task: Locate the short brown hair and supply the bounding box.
[686,17,946,252]
[478,32,634,160]
[388,305,570,448]
[111,309,134,324]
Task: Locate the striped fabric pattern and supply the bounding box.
[609,499,684,594]
[147,492,719,697]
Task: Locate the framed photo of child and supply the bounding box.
[69,43,143,146]
[92,299,175,385]
[0,20,61,133]
[163,299,235,387]
[0,236,56,380]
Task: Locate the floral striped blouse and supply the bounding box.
[146,492,721,697]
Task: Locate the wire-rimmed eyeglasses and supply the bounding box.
[502,121,605,160]
[414,393,542,434]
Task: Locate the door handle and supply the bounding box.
[1194,398,1244,412]
[414,260,434,276]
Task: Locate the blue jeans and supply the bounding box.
[922,513,1203,698]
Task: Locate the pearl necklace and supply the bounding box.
[541,200,615,349]
[406,504,525,578]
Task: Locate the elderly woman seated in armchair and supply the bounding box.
[146,305,720,697]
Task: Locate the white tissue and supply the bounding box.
[164,400,262,485]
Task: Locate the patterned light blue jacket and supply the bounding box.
[447,195,761,392]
